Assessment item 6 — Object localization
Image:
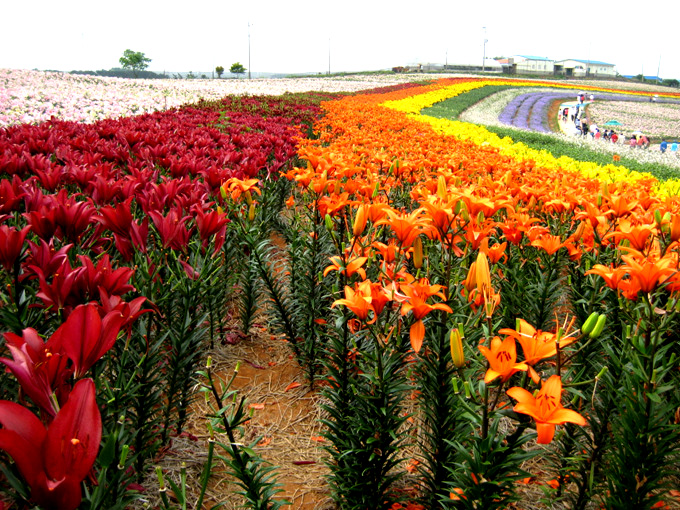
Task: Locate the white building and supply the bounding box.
[554,59,617,77]
[508,55,555,75]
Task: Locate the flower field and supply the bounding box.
[0,69,426,127]
[1,74,680,510]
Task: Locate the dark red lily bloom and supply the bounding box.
[24,205,59,241]
[24,239,73,281]
[1,327,72,417]
[52,191,96,244]
[148,208,192,251]
[0,175,27,214]
[0,378,102,510]
[95,197,134,238]
[0,225,31,272]
[98,289,153,339]
[51,303,125,379]
[35,259,85,313]
[76,254,136,299]
[194,207,229,253]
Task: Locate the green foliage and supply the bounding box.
[423,85,514,119]
[198,360,289,510]
[321,323,412,510]
[215,65,225,78]
[230,62,247,77]
[118,49,151,78]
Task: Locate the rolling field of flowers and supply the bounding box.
[1,72,680,510]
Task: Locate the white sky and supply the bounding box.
[2,0,678,79]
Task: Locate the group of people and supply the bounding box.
[660,140,680,155]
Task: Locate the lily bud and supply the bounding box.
[353,204,369,237]
[219,185,227,200]
[671,214,680,242]
[437,175,447,200]
[450,325,465,368]
[248,202,256,221]
[589,314,606,338]
[475,251,491,295]
[325,214,334,232]
[413,236,423,269]
[654,209,663,228]
[572,221,586,242]
[245,190,253,206]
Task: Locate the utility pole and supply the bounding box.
[248,21,251,80]
[656,54,662,83]
[328,38,331,75]
[482,27,487,72]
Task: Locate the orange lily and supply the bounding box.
[499,319,577,383]
[604,220,655,252]
[478,336,528,384]
[222,177,261,202]
[399,277,453,352]
[331,281,374,322]
[507,375,587,443]
[619,250,676,296]
[376,208,430,248]
[323,255,367,280]
[531,234,566,256]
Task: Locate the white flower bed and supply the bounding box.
[0,69,433,127]
[587,101,680,139]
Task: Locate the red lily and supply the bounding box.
[0,225,31,272]
[52,303,126,379]
[0,378,102,510]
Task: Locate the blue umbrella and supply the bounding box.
[603,120,623,127]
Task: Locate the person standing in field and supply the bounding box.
[660,140,668,153]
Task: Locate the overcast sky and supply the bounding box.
[2,0,678,79]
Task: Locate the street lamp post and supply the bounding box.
[482,27,487,72]
[248,21,251,80]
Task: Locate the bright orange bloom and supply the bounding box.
[323,255,368,280]
[619,250,676,296]
[331,281,374,322]
[376,208,430,248]
[478,336,528,384]
[222,177,261,202]
[480,238,508,264]
[507,375,587,444]
[604,220,655,251]
[531,234,566,256]
[499,319,577,383]
[586,264,629,290]
[400,277,453,352]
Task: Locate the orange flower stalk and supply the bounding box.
[507,375,587,444]
[478,336,528,384]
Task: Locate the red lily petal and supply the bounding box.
[0,401,46,487]
[45,378,102,483]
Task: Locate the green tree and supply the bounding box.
[662,78,679,88]
[215,65,225,79]
[119,49,151,78]
[230,62,246,78]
